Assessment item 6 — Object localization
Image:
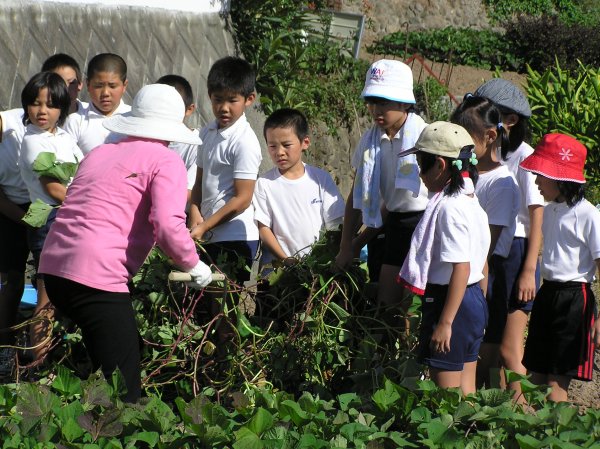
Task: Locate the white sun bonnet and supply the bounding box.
[103,84,202,145]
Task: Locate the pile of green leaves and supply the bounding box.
[229,0,369,133]
[368,27,521,72]
[4,369,600,448]
[526,60,600,195]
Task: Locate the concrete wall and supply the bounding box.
[0,0,268,159]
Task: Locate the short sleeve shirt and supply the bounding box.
[0,109,29,203]
[196,114,262,242]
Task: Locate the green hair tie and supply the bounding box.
[469,152,478,166]
[452,159,463,170]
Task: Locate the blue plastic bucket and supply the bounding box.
[20,284,37,308]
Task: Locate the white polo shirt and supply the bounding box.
[196,114,262,242]
[169,132,199,190]
[20,124,83,205]
[541,199,600,283]
[253,164,345,258]
[503,142,544,237]
[428,193,491,285]
[0,109,29,204]
[475,165,520,257]
[64,100,130,155]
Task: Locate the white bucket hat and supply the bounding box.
[103,84,202,145]
[361,59,415,104]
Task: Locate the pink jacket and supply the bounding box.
[40,137,199,293]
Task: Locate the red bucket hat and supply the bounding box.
[520,133,587,183]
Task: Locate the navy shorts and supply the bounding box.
[200,240,258,283]
[26,207,58,273]
[523,281,596,381]
[418,283,489,371]
[484,237,540,343]
[381,210,424,267]
[0,203,30,273]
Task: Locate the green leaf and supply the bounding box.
[279,400,310,426]
[52,365,82,397]
[247,407,274,436]
[233,427,262,449]
[22,199,56,228]
[32,151,79,183]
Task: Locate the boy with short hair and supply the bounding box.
[156,74,198,202]
[253,108,345,266]
[41,53,87,114]
[64,53,130,155]
[188,56,262,283]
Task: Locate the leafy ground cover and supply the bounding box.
[2,233,600,447]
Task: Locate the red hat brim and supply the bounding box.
[520,152,586,183]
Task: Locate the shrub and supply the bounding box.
[526,60,600,194]
[229,0,368,133]
[368,27,522,72]
[504,14,600,72]
[484,0,600,26]
[414,77,454,123]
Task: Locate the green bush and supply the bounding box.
[414,77,454,123]
[526,60,600,195]
[369,27,522,72]
[504,14,600,72]
[484,0,600,26]
[229,0,368,133]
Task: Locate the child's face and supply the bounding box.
[53,66,82,110]
[535,174,562,202]
[416,153,447,192]
[28,87,61,133]
[209,90,255,129]
[365,97,409,136]
[87,71,128,116]
[266,126,309,176]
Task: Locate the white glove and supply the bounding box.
[187,260,212,288]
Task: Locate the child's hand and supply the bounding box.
[430,322,452,353]
[517,268,537,302]
[190,222,208,240]
[592,318,600,350]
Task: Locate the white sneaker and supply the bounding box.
[0,348,15,379]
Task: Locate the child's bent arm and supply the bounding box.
[192,178,255,239]
[335,182,362,269]
[430,262,470,353]
[40,176,67,204]
[517,204,543,302]
[487,224,503,260]
[593,260,600,350]
[0,188,26,223]
[258,223,288,260]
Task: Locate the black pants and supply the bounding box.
[44,275,141,402]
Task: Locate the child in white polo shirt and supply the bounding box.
[188,56,262,284]
[156,74,199,203]
[335,59,428,310]
[451,95,520,389]
[64,53,130,155]
[19,72,83,362]
[399,122,490,394]
[520,133,600,402]
[253,108,345,267]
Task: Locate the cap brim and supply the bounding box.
[398,147,418,158]
[103,114,202,146]
[520,153,585,183]
[361,85,416,104]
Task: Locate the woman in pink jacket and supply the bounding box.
[39,84,211,402]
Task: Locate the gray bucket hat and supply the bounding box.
[474,78,532,117]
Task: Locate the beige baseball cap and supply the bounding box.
[398,121,474,158]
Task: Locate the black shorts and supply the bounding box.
[0,204,30,273]
[483,237,540,343]
[200,240,258,283]
[26,207,58,272]
[418,283,488,371]
[523,281,596,381]
[381,210,424,267]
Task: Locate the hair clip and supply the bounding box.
[452,159,463,170]
[469,152,478,166]
[497,122,503,130]
[465,93,474,99]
